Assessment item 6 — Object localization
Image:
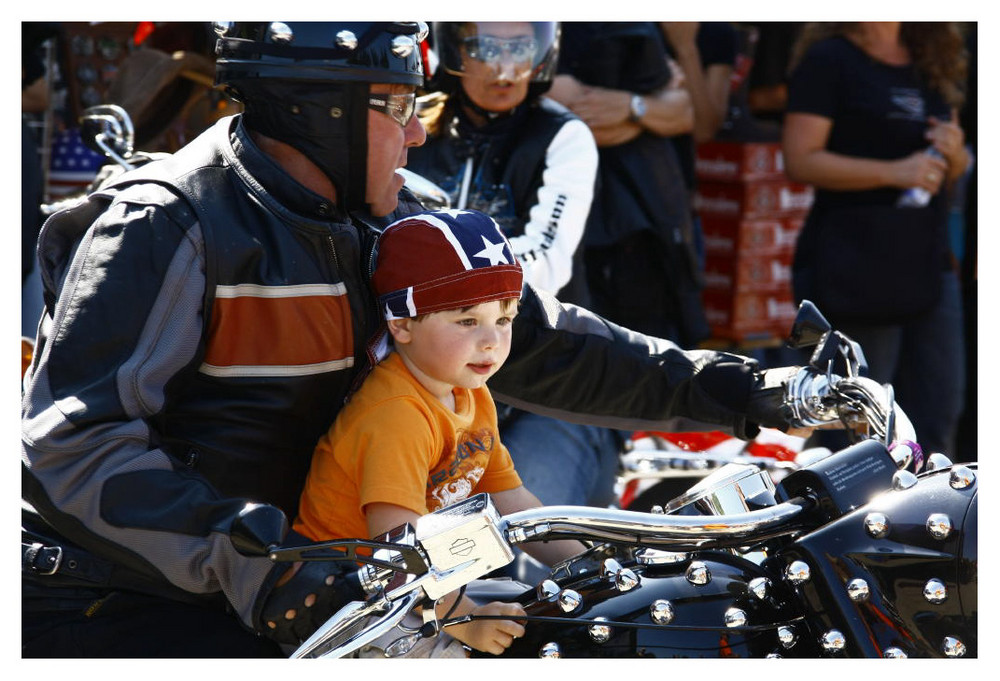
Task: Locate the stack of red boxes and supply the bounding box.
[693,141,814,344]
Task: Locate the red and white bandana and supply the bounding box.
[372,209,523,320]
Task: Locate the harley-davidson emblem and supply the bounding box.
[450,537,476,556]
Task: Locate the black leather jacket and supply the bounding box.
[22,114,765,629]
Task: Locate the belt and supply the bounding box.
[21,533,114,585]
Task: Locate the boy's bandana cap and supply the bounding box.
[372,209,523,320]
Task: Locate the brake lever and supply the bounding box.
[269,538,429,577]
[291,559,476,659]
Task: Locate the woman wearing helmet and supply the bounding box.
[408,23,623,523]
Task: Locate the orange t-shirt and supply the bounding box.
[294,351,522,541]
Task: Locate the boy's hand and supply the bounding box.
[450,601,526,655]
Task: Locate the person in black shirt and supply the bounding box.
[783,22,970,457]
[548,22,709,348]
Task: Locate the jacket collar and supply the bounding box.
[227,115,345,222]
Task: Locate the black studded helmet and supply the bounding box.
[428,22,559,100]
[214,22,427,214]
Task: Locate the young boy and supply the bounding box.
[294,209,586,656]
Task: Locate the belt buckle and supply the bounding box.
[38,544,63,576]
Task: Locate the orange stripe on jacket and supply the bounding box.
[201,284,354,377]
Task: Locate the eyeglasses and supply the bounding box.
[462,35,538,65]
[368,92,417,128]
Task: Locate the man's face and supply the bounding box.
[459,22,537,113]
[366,83,427,216]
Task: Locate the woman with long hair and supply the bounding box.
[783,22,970,456]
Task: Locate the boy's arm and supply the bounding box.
[491,487,588,566]
[366,502,422,538]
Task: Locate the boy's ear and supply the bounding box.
[386,317,413,344]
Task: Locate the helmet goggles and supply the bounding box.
[368,91,416,128]
[462,35,539,65]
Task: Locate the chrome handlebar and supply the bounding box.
[501,499,810,549]
[784,368,916,448]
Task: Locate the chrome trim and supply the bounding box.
[501,500,809,550]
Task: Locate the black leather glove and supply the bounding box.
[692,361,801,439]
[745,366,801,432]
[255,546,365,647]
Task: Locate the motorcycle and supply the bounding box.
[229,302,977,659]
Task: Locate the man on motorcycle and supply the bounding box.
[22,21,801,658]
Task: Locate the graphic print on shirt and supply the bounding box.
[427,427,497,509]
[888,87,926,122]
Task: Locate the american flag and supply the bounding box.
[47,128,105,198]
[374,209,522,320]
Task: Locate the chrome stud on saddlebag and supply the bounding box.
[926,452,953,471]
[949,465,976,490]
[537,580,560,601]
[923,578,948,604]
[391,35,415,58]
[557,589,582,613]
[926,513,953,540]
[268,22,294,44]
[942,637,967,658]
[615,568,639,592]
[335,30,358,50]
[588,618,612,643]
[685,561,711,586]
[539,642,561,658]
[820,629,846,653]
[784,560,810,585]
[777,626,797,649]
[601,558,640,591]
[891,469,919,491]
[864,512,890,539]
[724,608,748,628]
[846,578,870,602]
[884,647,908,658]
[650,599,675,625]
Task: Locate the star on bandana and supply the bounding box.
[473,235,510,266]
[435,208,474,220]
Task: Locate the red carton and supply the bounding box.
[701,215,803,256]
[695,141,786,182]
[703,251,794,293]
[694,179,814,218]
[702,289,799,342]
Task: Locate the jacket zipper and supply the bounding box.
[325,234,340,273]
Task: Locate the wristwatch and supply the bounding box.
[628,94,647,123]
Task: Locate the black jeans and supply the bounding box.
[22,579,283,658]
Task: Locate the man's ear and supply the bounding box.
[386,317,413,345]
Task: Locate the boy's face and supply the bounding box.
[388,299,517,403]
